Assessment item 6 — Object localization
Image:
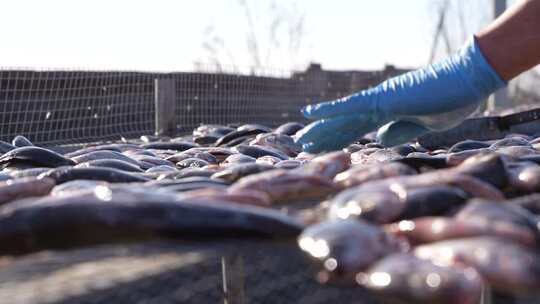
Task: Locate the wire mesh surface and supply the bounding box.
[0,65,405,145]
[0,240,378,304]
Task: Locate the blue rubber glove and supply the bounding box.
[296,37,507,153]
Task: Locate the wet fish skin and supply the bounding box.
[445,148,492,166]
[222,154,256,165]
[448,140,491,153]
[414,237,540,296]
[455,199,540,239]
[232,144,289,160]
[71,150,140,167]
[0,187,303,254]
[230,169,337,203]
[141,141,196,151]
[75,159,144,173]
[274,122,304,136]
[8,168,51,179]
[39,167,149,184]
[505,161,540,194]
[180,188,272,207]
[50,180,109,197]
[214,128,269,147]
[256,155,281,166]
[176,158,210,169]
[65,145,123,158]
[12,135,33,147]
[328,185,467,224]
[450,153,508,189]
[358,171,504,200]
[359,253,483,304]
[386,216,537,247]
[334,162,417,189]
[145,165,177,173]
[274,160,302,170]
[0,147,76,168]
[298,220,403,278]
[490,137,532,149]
[294,151,350,179]
[0,177,55,206]
[130,155,175,167]
[0,141,15,154]
[249,133,301,157]
[211,163,274,183]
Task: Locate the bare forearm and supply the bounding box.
[476,0,540,81]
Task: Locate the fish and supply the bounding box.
[445,148,492,166]
[166,151,218,164]
[50,180,109,196]
[71,150,140,167]
[75,159,144,173]
[328,185,467,224]
[393,155,448,170]
[351,149,401,165]
[293,151,350,179]
[495,146,539,158]
[448,140,491,153]
[414,237,540,296]
[179,188,272,207]
[176,158,210,169]
[192,124,234,138]
[274,122,305,136]
[298,220,403,279]
[255,155,282,166]
[359,253,483,304]
[12,135,33,147]
[214,126,270,147]
[450,152,508,188]
[211,163,274,183]
[222,154,256,165]
[129,155,175,168]
[65,145,123,158]
[145,165,177,173]
[0,141,15,154]
[386,216,537,247]
[232,144,289,160]
[505,161,540,194]
[334,162,417,189]
[39,167,149,184]
[0,177,55,206]
[490,137,532,149]
[389,144,416,156]
[511,193,540,215]
[141,141,196,151]
[362,164,505,200]
[249,133,301,157]
[274,160,302,170]
[0,186,303,254]
[0,147,76,168]
[454,199,540,239]
[184,147,235,162]
[229,169,337,203]
[8,168,51,179]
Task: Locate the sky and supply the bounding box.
[0,0,499,72]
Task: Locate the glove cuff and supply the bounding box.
[457,36,507,99]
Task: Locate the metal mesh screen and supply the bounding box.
[0,70,155,145]
[0,65,403,145]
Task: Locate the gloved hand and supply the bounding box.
[295,37,507,153]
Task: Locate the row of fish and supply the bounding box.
[2,124,540,302]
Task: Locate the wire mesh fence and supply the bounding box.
[0,64,406,146]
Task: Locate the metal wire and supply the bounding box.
[0,65,403,145]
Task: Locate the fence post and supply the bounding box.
[221,255,246,304]
[154,78,177,137]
